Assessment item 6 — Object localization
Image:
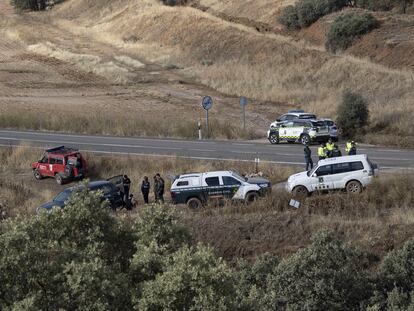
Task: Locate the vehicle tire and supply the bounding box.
[269,133,279,144]
[187,197,202,209]
[346,180,362,194]
[300,134,310,145]
[245,192,259,205]
[55,173,64,185]
[292,185,309,197]
[33,169,43,180]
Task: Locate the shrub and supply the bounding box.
[161,0,187,6]
[278,5,300,29]
[336,90,369,138]
[10,0,47,11]
[279,0,348,29]
[263,230,372,310]
[355,0,393,11]
[326,12,379,52]
[137,244,235,311]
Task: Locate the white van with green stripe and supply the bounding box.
[267,119,330,145]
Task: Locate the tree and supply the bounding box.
[137,244,235,311]
[337,90,369,138]
[263,230,372,310]
[0,186,134,310]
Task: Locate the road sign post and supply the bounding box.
[197,119,202,140]
[202,96,213,139]
[240,96,248,131]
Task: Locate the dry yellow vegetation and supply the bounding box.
[52,0,414,144]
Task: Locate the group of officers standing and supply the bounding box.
[119,173,165,210]
[304,139,357,171]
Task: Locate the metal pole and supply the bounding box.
[198,120,202,140]
[243,105,246,131]
[206,110,209,139]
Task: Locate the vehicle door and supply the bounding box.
[204,176,223,200]
[222,176,242,199]
[292,121,306,138]
[332,161,365,189]
[279,121,295,140]
[51,156,65,175]
[310,164,334,191]
[37,154,51,177]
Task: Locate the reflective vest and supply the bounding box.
[318,147,326,157]
[326,143,335,151]
[345,142,353,153]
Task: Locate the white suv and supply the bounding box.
[170,171,271,209]
[286,155,378,196]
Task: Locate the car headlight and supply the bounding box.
[259,183,270,188]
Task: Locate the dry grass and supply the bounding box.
[0,145,296,216]
[53,0,414,144]
[1,145,414,260]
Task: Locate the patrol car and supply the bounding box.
[286,154,378,197]
[274,110,317,126]
[170,171,271,209]
[267,119,330,145]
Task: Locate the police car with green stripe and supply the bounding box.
[170,171,271,209]
[267,119,330,145]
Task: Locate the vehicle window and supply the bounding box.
[333,163,350,174]
[55,158,63,165]
[284,121,294,128]
[49,157,56,165]
[54,190,71,202]
[299,114,316,119]
[205,177,220,186]
[326,121,334,126]
[280,115,288,121]
[177,181,189,187]
[223,176,241,186]
[315,165,332,177]
[286,115,295,120]
[350,161,364,171]
[39,155,48,163]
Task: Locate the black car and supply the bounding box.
[37,181,123,212]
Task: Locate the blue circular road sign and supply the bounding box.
[202,96,213,110]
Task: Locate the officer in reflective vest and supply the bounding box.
[325,139,335,158]
[318,143,327,160]
[345,140,357,155]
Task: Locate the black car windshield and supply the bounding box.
[299,114,316,119]
[53,189,72,202]
[307,166,318,177]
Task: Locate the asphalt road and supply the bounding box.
[0,130,413,170]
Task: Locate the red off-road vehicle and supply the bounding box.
[31,146,87,185]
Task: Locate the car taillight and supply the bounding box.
[332,126,337,130]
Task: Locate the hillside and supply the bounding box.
[1,0,414,146]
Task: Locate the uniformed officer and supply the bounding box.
[122,175,131,204]
[154,173,165,204]
[304,143,313,171]
[331,144,342,157]
[141,176,150,204]
[318,143,327,160]
[325,139,335,158]
[345,140,357,155]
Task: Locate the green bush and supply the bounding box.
[336,90,369,138]
[263,230,372,310]
[161,0,187,6]
[10,0,47,11]
[279,0,348,29]
[326,12,379,52]
[355,0,393,11]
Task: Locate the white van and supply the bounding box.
[286,155,378,196]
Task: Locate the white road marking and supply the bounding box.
[0,137,182,150]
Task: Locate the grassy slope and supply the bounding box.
[53,0,414,146]
[1,145,414,261]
